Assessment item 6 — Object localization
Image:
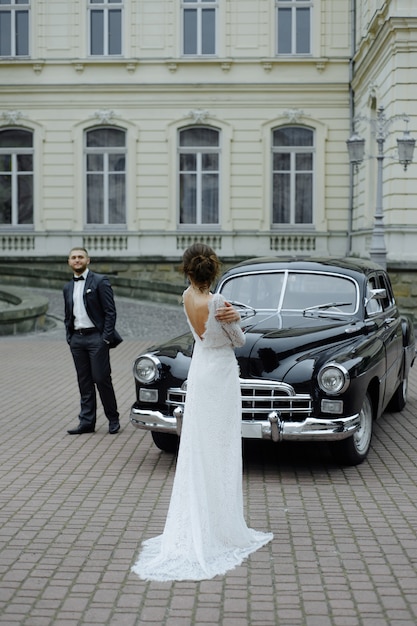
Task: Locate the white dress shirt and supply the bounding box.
[73,269,95,330]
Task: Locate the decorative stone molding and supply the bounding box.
[315,58,328,73]
[83,235,128,251]
[126,62,137,73]
[0,234,35,251]
[187,109,210,124]
[262,62,272,73]
[32,63,44,75]
[282,108,305,123]
[94,110,116,124]
[177,234,222,250]
[2,110,23,125]
[270,234,316,253]
[367,82,379,107]
[73,62,85,73]
[167,62,177,73]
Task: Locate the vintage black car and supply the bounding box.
[130,257,415,465]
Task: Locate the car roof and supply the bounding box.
[221,257,384,280]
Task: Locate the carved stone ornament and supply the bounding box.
[367,82,379,107]
[283,109,305,123]
[94,110,116,124]
[188,109,210,124]
[33,63,44,75]
[2,110,23,125]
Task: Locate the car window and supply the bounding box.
[220,272,285,309]
[282,272,357,313]
[377,272,395,310]
[365,277,382,316]
[220,270,358,314]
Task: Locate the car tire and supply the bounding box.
[151,431,179,453]
[387,376,407,412]
[332,392,373,466]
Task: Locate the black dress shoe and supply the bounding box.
[109,422,120,434]
[67,425,95,435]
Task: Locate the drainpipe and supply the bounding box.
[346,0,357,257]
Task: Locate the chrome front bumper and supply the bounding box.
[129,406,361,442]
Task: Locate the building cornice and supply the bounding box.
[353,16,417,87]
[0,82,350,98]
[0,55,348,75]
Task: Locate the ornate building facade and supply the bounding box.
[0,1,416,269]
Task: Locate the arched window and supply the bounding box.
[179,127,220,225]
[272,126,314,225]
[0,128,33,226]
[85,127,126,225]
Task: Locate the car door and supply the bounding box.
[376,272,402,405]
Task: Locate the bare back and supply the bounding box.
[183,287,212,340]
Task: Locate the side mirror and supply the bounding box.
[364,288,386,313]
[369,288,386,300]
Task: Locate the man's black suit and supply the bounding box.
[63,271,122,430]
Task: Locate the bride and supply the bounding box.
[131,243,273,581]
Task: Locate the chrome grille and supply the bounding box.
[167,378,312,422]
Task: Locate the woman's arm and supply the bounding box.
[214,299,245,347]
[214,300,240,323]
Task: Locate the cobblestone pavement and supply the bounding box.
[1,289,417,625]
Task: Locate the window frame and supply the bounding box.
[87,0,123,57]
[276,0,312,56]
[271,125,315,227]
[0,127,34,227]
[0,0,30,57]
[181,0,217,57]
[84,126,127,227]
[178,126,221,229]
[377,272,396,311]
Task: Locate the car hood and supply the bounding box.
[238,312,367,382]
[242,310,360,341]
[150,311,369,387]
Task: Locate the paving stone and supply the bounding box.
[1,289,417,625]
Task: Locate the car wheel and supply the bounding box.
[332,392,373,466]
[151,431,179,453]
[387,376,407,412]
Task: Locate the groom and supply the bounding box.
[63,247,122,435]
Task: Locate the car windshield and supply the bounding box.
[219,270,359,315]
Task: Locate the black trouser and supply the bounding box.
[70,330,119,427]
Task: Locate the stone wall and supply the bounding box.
[0,257,242,306]
[389,264,417,325]
[0,258,416,323]
[0,285,49,335]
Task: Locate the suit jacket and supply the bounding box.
[63,271,123,348]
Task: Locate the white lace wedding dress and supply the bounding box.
[131,292,273,581]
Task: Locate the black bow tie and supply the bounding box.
[73,276,85,282]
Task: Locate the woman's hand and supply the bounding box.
[215,301,240,323]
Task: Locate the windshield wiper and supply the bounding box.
[303,302,352,317]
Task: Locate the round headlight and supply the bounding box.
[318,363,350,395]
[134,355,161,384]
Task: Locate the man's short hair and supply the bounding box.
[68,247,89,257]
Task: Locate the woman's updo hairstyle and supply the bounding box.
[181,243,221,290]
